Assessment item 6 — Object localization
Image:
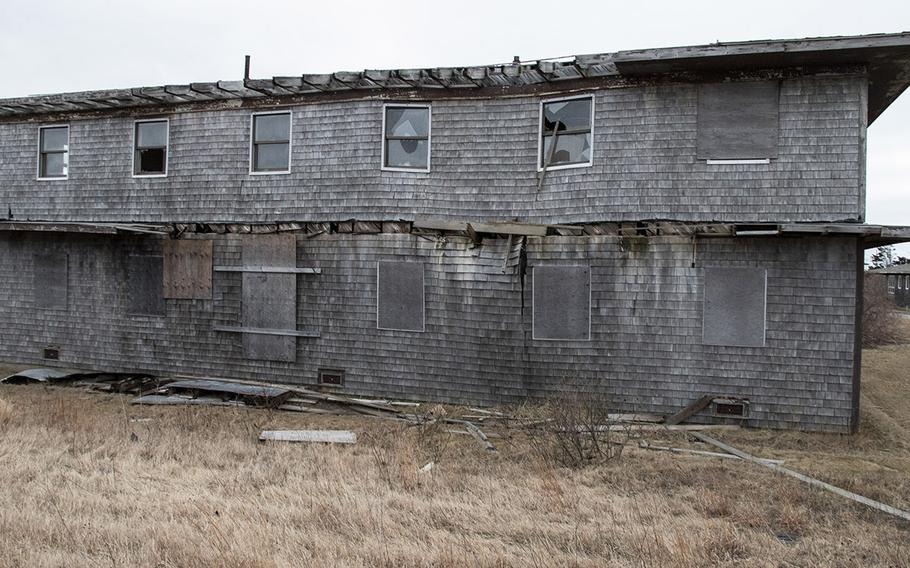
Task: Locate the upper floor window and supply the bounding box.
[698,81,779,163]
[539,96,593,171]
[134,119,168,177]
[38,125,69,179]
[250,111,291,174]
[382,105,430,172]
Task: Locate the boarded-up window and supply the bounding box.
[532,265,591,341]
[697,81,779,160]
[128,255,165,316]
[377,261,425,332]
[242,234,297,362]
[163,239,213,299]
[34,253,67,309]
[703,267,766,347]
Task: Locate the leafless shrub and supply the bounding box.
[863,274,904,347]
[531,387,632,468]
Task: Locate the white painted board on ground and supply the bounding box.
[259,430,357,444]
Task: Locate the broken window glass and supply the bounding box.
[384,106,430,170]
[540,97,593,168]
[38,126,68,178]
[252,113,291,172]
[134,120,168,175]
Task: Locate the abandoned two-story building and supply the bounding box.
[2,33,910,432]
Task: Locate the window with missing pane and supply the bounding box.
[251,112,291,173]
[38,126,69,179]
[540,97,593,169]
[383,106,430,171]
[134,120,168,176]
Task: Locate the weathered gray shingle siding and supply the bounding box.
[0,231,858,432]
[0,75,864,224]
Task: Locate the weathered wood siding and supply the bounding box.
[0,231,859,432]
[0,74,865,224]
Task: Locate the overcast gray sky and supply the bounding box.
[1,0,907,256]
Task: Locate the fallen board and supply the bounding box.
[161,379,290,399]
[259,430,357,444]
[692,433,910,523]
[131,395,245,407]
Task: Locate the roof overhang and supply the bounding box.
[2,33,910,123]
[610,33,910,123]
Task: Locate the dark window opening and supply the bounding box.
[383,106,430,170]
[540,97,592,169]
[318,369,345,386]
[134,120,168,175]
[43,347,60,360]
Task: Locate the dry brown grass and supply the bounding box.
[0,357,909,567]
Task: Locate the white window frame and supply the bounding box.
[132,118,169,178]
[900,276,904,291]
[380,103,431,173]
[706,159,772,165]
[249,110,292,175]
[36,124,70,181]
[537,94,595,173]
[888,276,896,294]
[531,265,592,341]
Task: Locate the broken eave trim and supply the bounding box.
[0,221,169,235]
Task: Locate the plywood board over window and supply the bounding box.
[241,234,297,362]
[33,252,68,309]
[533,265,591,341]
[163,239,212,299]
[128,255,165,316]
[697,81,780,160]
[377,261,425,332]
[703,267,767,347]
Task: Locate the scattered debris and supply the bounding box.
[418,461,435,473]
[1,368,94,384]
[664,394,716,425]
[692,433,910,523]
[448,419,496,452]
[259,430,357,444]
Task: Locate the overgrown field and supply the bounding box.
[1,347,909,567]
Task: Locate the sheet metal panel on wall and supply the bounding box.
[697,81,780,160]
[128,255,165,316]
[532,265,591,340]
[241,234,297,362]
[33,253,68,310]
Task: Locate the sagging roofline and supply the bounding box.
[1,32,909,124]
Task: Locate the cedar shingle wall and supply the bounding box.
[0,75,864,224]
[0,231,858,432]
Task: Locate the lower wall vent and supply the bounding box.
[318,368,345,386]
[43,346,60,360]
[713,398,749,418]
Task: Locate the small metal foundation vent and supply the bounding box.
[318,368,344,386]
[43,346,60,360]
[713,398,749,418]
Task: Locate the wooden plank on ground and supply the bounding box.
[259,430,357,444]
[692,433,910,523]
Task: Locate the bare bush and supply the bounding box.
[531,388,632,468]
[863,274,904,347]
